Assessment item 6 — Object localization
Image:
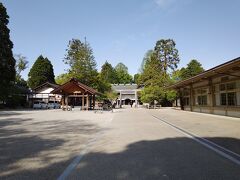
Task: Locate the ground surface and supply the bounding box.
[0,108,239,180]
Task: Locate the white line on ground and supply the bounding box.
[150,114,240,166]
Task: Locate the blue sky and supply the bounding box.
[2,0,240,80]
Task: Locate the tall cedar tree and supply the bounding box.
[139,53,164,103]
[100,61,118,84]
[28,55,55,89]
[0,3,16,100]
[154,39,180,76]
[64,39,98,87]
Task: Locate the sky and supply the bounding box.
[2,0,240,80]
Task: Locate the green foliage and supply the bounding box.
[106,91,118,101]
[63,39,113,93]
[139,50,154,73]
[115,63,133,84]
[139,52,163,86]
[15,54,28,84]
[100,61,118,83]
[133,73,140,84]
[93,74,111,93]
[139,39,180,105]
[28,55,55,89]
[0,3,16,101]
[180,59,204,80]
[166,90,177,102]
[140,86,164,103]
[154,39,180,75]
[64,39,98,86]
[55,73,72,85]
[171,69,183,82]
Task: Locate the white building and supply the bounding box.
[28,82,61,106]
[112,84,142,107]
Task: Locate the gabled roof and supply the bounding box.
[112,84,138,91]
[32,82,59,92]
[169,57,240,89]
[51,78,100,95]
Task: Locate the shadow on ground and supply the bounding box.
[1,116,239,180]
[0,117,101,180]
[68,137,240,180]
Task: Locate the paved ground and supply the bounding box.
[0,108,240,179]
[0,109,113,179]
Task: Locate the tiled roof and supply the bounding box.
[112,84,138,91]
[32,82,59,92]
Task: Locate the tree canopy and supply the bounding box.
[64,39,98,87]
[115,63,133,84]
[154,39,180,75]
[28,55,55,89]
[63,39,112,93]
[139,49,154,73]
[0,3,16,100]
[55,73,71,85]
[100,61,118,84]
[180,59,204,80]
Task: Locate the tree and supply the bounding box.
[139,53,163,87]
[0,3,16,101]
[100,61,118,83]
[15,54,28,83]
[180,59,204,80]
[133,73,140,84]
[139,50,154,73]
[139,40,180,105]
[139,53,165,103]
[28,55,55,89]
[154,39,180,75]
[115,63,133,84]
[170,69,183,82]
[64,39,98,87]
[55,73,71,85]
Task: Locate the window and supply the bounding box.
[195,88,208,106]
[182,88,190,106]
[226,83,236,90]
[228,92,236,106]
[197,95,207,105]
[220,93,227,105]
[220,82,236,91]
[219,82,237,106]
[183,97,189,106]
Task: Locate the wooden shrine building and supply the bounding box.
[51,78,99,109]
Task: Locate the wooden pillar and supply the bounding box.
[190,84,193,112]
[93,95,95,109]
[179,89,184,110]
[82,93,85,110]
[209,78,214,114]
[86,94,89,110]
